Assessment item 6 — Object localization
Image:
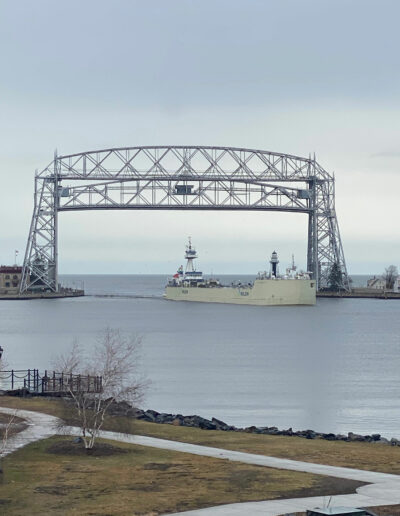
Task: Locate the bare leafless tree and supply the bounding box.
[54,328,147,450]
[0,350,7,369]
[0,354,8,392]
[0,410,19,481]
[383,265,398,290]
[0,411,18,454]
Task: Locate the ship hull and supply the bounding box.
[165,279,316,306]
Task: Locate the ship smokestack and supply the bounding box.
[270,251,279,277]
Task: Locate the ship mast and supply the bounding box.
[185,237,198,274]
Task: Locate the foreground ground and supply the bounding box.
[0,434,364,516]
[2,401,400,515]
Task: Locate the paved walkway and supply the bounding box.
[1,407,400,515]
[0,407,59,457]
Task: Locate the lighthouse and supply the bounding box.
[270,251,279,278]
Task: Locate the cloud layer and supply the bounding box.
[1,0,399,273]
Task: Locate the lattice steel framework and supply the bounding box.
[20,146,349,293]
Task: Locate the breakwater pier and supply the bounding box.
[0,287,84,300]
[317,288,400,299]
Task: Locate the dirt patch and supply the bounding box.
[277,475,366,499]
[34,485,70,496]
[0,414,25,426]
[0,413,27,440]
[369,505,400,515]
[126,483,162,492]
[46,440,129,457]
[294,508,400,516]
[143,462,176,471]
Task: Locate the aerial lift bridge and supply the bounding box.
[19,146,349,293]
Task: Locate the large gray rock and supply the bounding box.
[374,437,389,445]
[140,409,160,422]
[211,417,230,431]
[156,413,175,423]
[322,433,337,441]
[348,432,366,442]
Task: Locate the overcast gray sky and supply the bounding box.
[1,0,399,274]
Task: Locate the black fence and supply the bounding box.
[0,369,102,394]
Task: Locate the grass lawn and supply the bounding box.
[0,435,364,516]
[2,396,400,475]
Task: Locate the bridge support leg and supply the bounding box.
[307,211,318,290]
[20,174,58,293]
[308,172,349,291]
[307,178,319,290]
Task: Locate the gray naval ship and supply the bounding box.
[164,238,316,306]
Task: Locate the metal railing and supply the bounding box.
[0,369,102,394]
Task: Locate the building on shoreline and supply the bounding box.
[367,276,386,290]
[0,265,22,294]
[367,274,400,292]
[0,265,84,299]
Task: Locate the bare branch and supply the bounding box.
[51,338,82,374]
[1,410,19,457]
[382,265,398,290]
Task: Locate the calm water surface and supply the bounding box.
[1,274,399,438]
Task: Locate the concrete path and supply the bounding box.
[1,407,400,515]
[0,406,59,457]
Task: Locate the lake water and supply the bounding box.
[1,274,400,438]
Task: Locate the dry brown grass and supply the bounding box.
[2,396,400,475]
[0,435,363,516]
[0,396,70,419]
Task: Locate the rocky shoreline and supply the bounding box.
[108,401,400,446]
[3,390,400,446]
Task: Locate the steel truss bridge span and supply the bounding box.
[20,145,349,293]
